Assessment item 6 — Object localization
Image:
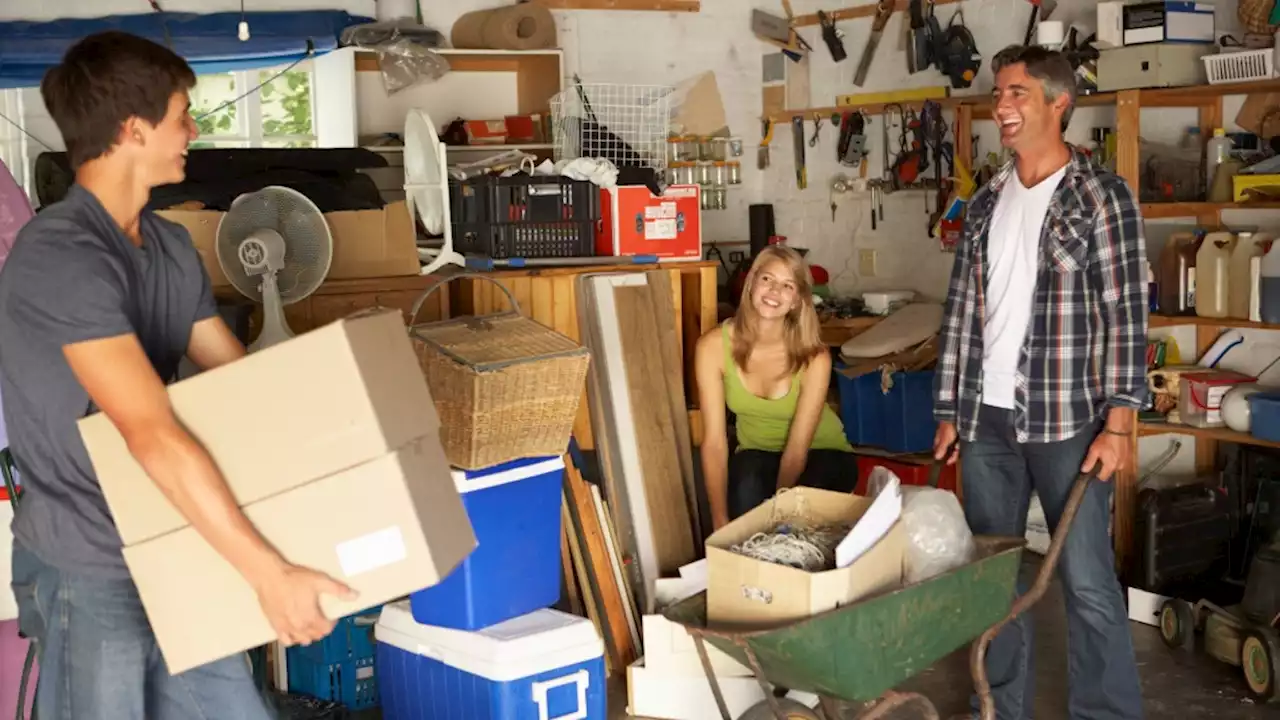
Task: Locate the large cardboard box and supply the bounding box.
[79,309,477,673]
[158,199,420,287]
[125,436,474,675]
[81,309,439,546]
[705,488,905,627]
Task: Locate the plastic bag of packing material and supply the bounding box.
[868,465,976,583]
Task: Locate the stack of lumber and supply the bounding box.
[558,269,704,675]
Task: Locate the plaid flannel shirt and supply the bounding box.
[933,147,1150,444]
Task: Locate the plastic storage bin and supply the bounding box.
[854,456,957,495]
[410,456,565,630]
[376,601,607,720]
[450,174,600,259]
[286,606,381,710]
[836,368,937,453]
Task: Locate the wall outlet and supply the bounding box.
[858,249,877,277]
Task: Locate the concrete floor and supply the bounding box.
[616,561,1275,719]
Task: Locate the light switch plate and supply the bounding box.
[858,249,877,277]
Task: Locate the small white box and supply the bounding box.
[627,657,819,720]
[1123,1,1215,46]
[641,614,752,677]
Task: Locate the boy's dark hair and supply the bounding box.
[992,44,1077,132]
[41,31,196,169]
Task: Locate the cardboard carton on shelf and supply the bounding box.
[80,309,476,674]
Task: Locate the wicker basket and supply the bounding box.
[408,273,590,469]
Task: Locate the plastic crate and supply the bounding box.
[450,174,599,259]
[836,367,937,454]
[286,606,381,711]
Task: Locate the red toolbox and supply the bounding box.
[854,456,958,495]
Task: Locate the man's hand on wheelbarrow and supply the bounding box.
[1079,423,1131,482]
[933,422,959,465]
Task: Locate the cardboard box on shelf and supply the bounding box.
[79,308,477,674]
[705,488,905,628]
[158,199,420,288]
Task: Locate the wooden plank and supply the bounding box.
[955,104,973,169]
[615,284,698,573]
[1141,201,1280,218]
[792,0,960,27]
[1115,90,1141,191]
[560,521,584,616]
[561,498,609,676]
[644,271,702,545]
[531,0,698,9]
[516,52,563,116]
[1150,314,1280,331]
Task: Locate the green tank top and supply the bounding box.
[721,324,853,454]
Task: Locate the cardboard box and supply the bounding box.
[81,308,440,546]
[1122,1,1215,46]
[641,614,751,677]
[79,308,476,674]
[705,488,905,628]
[157,199,420,287]
[127,436,474,674]
[627,657,819,720]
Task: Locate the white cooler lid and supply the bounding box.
[376,600,603,681]
[450,456,564,494]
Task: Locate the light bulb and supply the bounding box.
[238,20,250,41]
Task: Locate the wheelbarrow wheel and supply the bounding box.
[737,698,822,720]
[1159,599,1196,651]
[1240,626,1279,703]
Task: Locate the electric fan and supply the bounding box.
[215,186,333,352]
[403,108,464,275]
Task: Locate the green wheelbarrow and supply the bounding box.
[662,471,1096,720]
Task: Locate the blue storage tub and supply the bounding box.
[376,601,607,720]
[410,455,564,630]
[286,606,381,710]
[1249,391,1280,442]
[835,367,937,453]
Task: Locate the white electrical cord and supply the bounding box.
[730,523,852,571]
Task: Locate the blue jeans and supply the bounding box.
[961,406,1143,720]
[11,542,275,720]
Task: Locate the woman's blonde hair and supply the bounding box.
[731,245,825,374]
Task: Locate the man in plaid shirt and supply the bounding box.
[933,46,1147,719]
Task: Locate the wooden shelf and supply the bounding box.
[771,78,1280,124]
[1141,201,1280,218]
[1149,314,1280,330]
[1138,422,1280,449]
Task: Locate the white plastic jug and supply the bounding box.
[1229,232,1263,319]
[1196,232,1236,319]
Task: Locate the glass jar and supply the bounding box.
[695,161,714,186]
[698,136,717,161]
[711,161,729,187]
[674,136,699,162]
[727,161,742,185]
[665,136,682,165]
[709,187,727,210]
[700,187,714,211]
[669,161,696,186]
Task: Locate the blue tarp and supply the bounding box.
[0,10,374,88]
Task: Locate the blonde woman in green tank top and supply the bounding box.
[695,246,854,531]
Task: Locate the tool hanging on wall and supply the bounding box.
[893,109,928,188]
[934,10,982,89]
[809,113,824,148]
[853,0,894,87]
[837,111,867,167]
[882,105,900,199]
[817,10,847,62]
[791,115,807,190]
[829,173,852,221]
[758,118,774,170]
[907,0,932,74]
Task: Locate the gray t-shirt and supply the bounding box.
[0,185,217,577]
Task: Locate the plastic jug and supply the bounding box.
[1158,232,1200,315]
[1229,232,1264,319]
[1260,239,1280,324]
[1196,231,1235,318]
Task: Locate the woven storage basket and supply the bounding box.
[408,273,590,469]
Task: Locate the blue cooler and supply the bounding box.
[375,601,606,720]
[410,455,564,630]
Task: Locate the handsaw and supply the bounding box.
[854,0,895,87]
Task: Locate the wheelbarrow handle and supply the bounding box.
[970,468,1099,720]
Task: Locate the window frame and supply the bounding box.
[191,62,317,149]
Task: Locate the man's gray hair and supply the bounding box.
[992,44,1077,132]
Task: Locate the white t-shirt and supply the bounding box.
[981,165,1068,409]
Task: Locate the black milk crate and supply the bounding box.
[450,174,599,259]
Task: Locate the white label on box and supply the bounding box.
[356,666,374,680]
[1205,385,1232,425]
[645,219,677,240]
[336,526,406,578]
